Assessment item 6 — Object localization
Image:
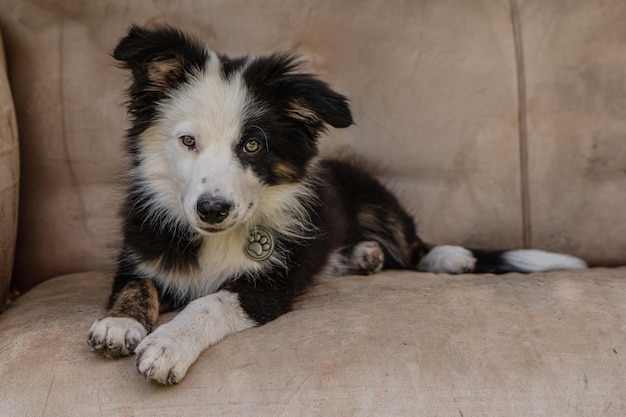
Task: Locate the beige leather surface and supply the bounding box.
[5,0,618,290]
[0,27,19,311]
[520,0,626,265]
[1,268,625,416]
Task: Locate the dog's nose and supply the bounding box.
[196,197,231,224]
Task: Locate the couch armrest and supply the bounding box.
[0,26,19,312]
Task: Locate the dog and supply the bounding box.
[87,25,587,384]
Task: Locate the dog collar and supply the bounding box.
[244,226,275,261]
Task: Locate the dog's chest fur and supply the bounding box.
[131,179,321,304]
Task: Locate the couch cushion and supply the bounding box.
[1,268,625,416]
[0,27,19,311]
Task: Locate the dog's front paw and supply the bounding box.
[87,317,148,358]
[135,326,198,384]
[418,245,476,274]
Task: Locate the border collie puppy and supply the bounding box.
[87,25,586,384]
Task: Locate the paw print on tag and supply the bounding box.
[244,226,274,261]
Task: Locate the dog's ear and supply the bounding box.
[113,24,208,94]
[246,54,353,130]
[281,73,354,129]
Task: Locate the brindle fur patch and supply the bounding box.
[274,161,299,181]
[356,202,428,269]
[109,279,160,332]
[386,211,412,264]
[357,209,379,231]
[286,98,321,123]
[146,58,184,90]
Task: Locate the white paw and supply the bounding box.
[87,317,147,358]
[418,245,476,274]
[351,241,385,274]
[135,325,199,384]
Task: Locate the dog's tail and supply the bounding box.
[470,248,587,274]
[417,245,587,274]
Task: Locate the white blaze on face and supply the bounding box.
[136,54,265,234]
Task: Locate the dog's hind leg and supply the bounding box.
[417,245,477,274]
[349,241,385,275]
[87,278,160,358]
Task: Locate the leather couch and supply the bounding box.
[1,1,625,415]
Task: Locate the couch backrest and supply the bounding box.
[1,0,625,292]
[0,27,19,309]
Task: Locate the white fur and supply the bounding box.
[135,290,256,384]
[502,249,587,272]
[88,317,147,357]
[417,245,477,274]
[127,54,320,303]
[133,59,259,234]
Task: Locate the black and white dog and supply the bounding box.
[87,25,586,384]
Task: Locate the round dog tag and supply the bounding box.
[245,226,274,261]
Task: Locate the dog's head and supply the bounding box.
[115,25,352,235]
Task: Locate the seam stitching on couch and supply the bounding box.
[510,0,532,249]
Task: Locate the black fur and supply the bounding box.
[225,159,427,324]
[239,54,353,184]
[108,26,359,316]
[105,25,426,323]
[471,249,518,274]
[122,187,202,274]
[109,26,357,312]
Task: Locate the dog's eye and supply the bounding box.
[243,138,261,154]
[180,135,197,149]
